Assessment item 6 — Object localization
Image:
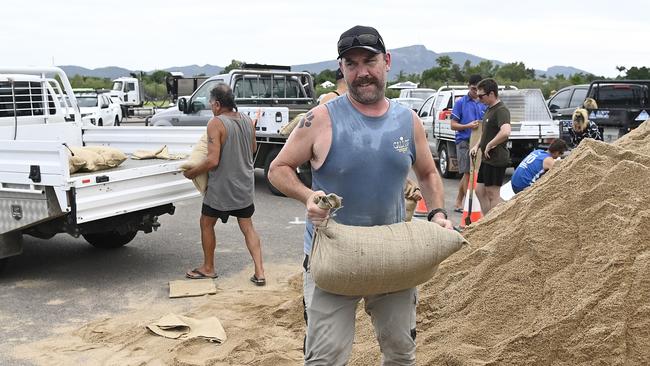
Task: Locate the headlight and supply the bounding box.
[90,118,96,124]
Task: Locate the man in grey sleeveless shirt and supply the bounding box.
[269,26,452,365]
[183,84,265,285]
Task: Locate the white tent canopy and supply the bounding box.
[388,81,419,89]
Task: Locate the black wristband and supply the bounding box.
[427,208,448,221]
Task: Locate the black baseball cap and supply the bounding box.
[337,25,386,59]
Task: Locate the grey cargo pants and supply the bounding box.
[302,257,417,366]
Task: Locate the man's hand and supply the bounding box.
[306,190,331,226]
[468,120,480,129]
[470,144,479,157]
[484,142,494,159]
[432,213,454,230]
[183,169,197,179]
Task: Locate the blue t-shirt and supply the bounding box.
[451,94,486,143]
[511,149,550,192]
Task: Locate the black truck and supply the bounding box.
[585,80,650,142]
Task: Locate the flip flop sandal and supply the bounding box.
[186,268,218,279]
[453,208,464,213]
[250,275,266,286]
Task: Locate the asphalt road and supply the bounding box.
[0,127,501,365]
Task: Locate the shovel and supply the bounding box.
[465,151,479,227]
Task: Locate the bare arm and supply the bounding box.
[183,117,222,179]
[269,107,331,224]
[410,111,453,229]
[542,156,556,171]
[485,123,511,159]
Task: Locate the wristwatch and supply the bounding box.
[427,208,448,222]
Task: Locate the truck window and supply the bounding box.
[190,80,220,110]
[592,84,648,108]
[548,89,570,110]
[419,97,434,117]
[569,88,587,108]
[112,81,123,91]
[126,82,136,92]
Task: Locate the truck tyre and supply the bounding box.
[114,116,120,126]
[98,119,103,127]
[83,230,137,249]
[438,143,456,179]
[264,148,285,197]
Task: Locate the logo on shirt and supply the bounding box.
[393,136,410,153]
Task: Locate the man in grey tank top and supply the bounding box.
[269,26,453,365]
[183,84,265,285]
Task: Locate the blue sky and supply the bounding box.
[3,0,648,77]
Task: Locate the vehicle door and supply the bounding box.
[548,87,579,120]
[433,92,452,138]
[99,95,112,125]
[418,95,435,139]
[176,79,221,126]
[125,81,138,105]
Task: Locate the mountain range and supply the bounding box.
[60,45,589,81]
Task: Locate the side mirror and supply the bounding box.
[178,98,187,113]
[420,111,429,117]
[101,103,109,109]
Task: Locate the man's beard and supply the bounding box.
[348,76,385,105]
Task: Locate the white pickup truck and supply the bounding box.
[0,67,203,271]
[417,85,559,177]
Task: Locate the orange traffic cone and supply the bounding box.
[460,173,482,228]
[414,198,428,217]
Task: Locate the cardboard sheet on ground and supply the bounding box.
[146,313,227,343]
[169,279,217,298]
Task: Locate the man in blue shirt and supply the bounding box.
[450,74,486,212]
[511,139,568,193]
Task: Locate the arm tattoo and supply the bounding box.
[208,136,214,144]
[298,111,315,128]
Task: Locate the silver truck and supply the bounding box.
[151,64,316,195]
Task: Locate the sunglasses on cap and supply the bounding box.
[337,33,385,51]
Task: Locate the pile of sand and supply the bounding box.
[14,121,650,365]
[352,120,650,365]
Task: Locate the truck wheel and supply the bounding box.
[98,119,103,127]
[264,148,285,197]
[114,116,120,126]
[438,143,456,179]
[83,230,137,249]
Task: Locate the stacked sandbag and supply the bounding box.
[310,194,468,296]
[180,133,209,193]
[68,146,127,173]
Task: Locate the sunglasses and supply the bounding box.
[477,92,489,99]
[338,33,384,50]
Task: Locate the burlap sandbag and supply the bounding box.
[310,194,468,296]
[179,133,208,193]
[132,145,186,160]
[69,147,104,172]
[67,151,86,174]
[84,146,127,168]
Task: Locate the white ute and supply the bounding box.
[0,67,203,271]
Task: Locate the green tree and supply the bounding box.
[625,66,650,79]
[495,62,535,82]
[149,70,170,84]
[436,55,453,69]
[223,60,244,73]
